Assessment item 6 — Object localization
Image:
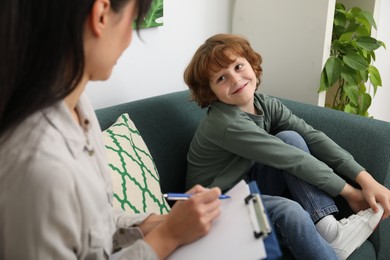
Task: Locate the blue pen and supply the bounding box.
[163,193,231,201]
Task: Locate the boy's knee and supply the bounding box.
[275,130,308,152]
[275,130,301,142]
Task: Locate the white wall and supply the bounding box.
[232,0,335,106]
[86,0,233,109]
[86,0,389,122]
[368,0,390,122]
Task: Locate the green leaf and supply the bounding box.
[335,3,346,12]
[137,0,164,28]
[344,84,358,106]
[343,53,369,70]
[355,19,370,34]
[341,66,358,85]
[324,57,342,87]
[368,65,382,94]
[356,36,381,51]
[347,7,362,18]
[333,26,346,38]
[358,82,367,93]
[339,43,358,55]
[370,50,376,61]
[357,11,377,30]
[319,71,329,92]
[356,25,370,37]
[334,11,347,27]
[331,40,343,54]
[345,22,360,34]
[359,93,372,115]
[359,70,368,82]
[344,103,357,114]
[339,32,355,42]
[378,40,387,49]
[358,48,372,64]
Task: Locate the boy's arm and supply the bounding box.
[270,101,390,217]
[267,96,365,181]
[223,118,346,197]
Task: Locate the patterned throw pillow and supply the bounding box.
[102,113,170,215]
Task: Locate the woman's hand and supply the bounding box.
[144,185,222,259]
[164,185,222,244]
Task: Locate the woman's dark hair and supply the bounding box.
[0,0,152,137]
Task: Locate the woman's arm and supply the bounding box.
[137,214,167,236]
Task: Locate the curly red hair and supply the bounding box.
[184,34,263,108]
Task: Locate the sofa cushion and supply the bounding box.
[102,113,170,214]
[96,91,207,194]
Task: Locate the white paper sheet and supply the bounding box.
[168,180,266,260]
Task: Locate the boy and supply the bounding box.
[184,34,389,259]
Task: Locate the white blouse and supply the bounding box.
[0,94,158,260]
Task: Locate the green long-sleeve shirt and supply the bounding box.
[186,93,364,196]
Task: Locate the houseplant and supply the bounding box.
[318,3,386,117]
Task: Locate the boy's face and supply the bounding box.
[209,54,257,113]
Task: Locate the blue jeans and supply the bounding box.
[248,131,338,259]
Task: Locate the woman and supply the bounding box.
[0,0,221,259]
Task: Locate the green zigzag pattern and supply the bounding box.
[105,114,170,214]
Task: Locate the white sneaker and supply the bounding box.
[330,204,384,260]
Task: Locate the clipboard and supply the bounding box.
[245,193,272,239]
[167,180,267,260]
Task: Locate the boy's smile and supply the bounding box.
[209,55,257,114]
[232,81,248,94]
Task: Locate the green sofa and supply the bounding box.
[96,90,390,260]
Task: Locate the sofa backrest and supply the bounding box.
[96,90,206,194]
[96,90,390,200]
[96,91,390,258]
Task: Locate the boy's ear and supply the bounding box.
[89,0,111,37]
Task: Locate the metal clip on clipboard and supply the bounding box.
[245,193,272,239]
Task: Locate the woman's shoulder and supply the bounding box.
[0,108,77,186]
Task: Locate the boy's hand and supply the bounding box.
[356,171,390,219]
